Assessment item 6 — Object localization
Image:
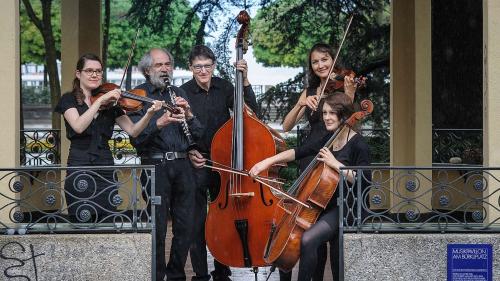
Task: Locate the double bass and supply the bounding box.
[205,11,287,269]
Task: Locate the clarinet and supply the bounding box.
[163,77,197,150]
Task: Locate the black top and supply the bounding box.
[128,82,203,156]
[54,92,124,154]
[295,132,370,171]
[303,87,329,141]
[180,77,258,154]
[294,131,371,210]
[297,87,330,171]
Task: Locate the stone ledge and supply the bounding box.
[0,233,151,281]
[344,233,500,281]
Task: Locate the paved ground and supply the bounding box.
[165,226,333,281]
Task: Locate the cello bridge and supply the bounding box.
[230,192,255,198]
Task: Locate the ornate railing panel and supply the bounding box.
[20,129,141,166]
[21,129,60,166]
[0,165,156,234]
[339,166,500,232]
[433,129,483,164]
[297,127,483,165]
[110,129,140,165]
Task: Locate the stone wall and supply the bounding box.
[0,233,151,281]
[344,233,499,281]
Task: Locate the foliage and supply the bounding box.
[107,0,200,70]
[20,0,61,65]
[21,0,62,128]
[22,86,51,104]
[252,0,391,128]
[128,0,264,82]
[279,135,299,191]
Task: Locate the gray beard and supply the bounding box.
[149,72,171,89]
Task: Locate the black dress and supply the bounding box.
[298,87,330,172]
[55,92,124,221]
[294,131,371,281]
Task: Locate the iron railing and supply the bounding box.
[0,165,158,280]
[337,165,500,280]
[21,129,140,166]
[21,129,60,166]
[0,165,156,234]
[297,127,483,165]
[339,166,500,232]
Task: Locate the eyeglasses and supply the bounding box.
[81,68,103,76]
[192,63,214,72]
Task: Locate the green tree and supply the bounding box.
[104,0,200,89]
[251,0,390,128]
[21,0,61,128]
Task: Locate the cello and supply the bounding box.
[204,10,287,269]
[263,99,373,271]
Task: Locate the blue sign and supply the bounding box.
[447,244,493,281]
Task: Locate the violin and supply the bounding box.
[323,67,367,95]
[90,82,180,114]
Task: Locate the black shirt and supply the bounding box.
[180,77,258,154]
[295,132,370,170]
[294,131,371,210]
[54,92,124,158]
[128,82,204,156]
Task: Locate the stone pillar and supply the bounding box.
[0,1,19,223]
[60,0,101,166]
[390,0,432,210]
[483,0,500,223]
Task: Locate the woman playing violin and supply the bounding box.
[283,43,358,172]
[249,93,370,281]
[54,53,162,220]
[280,43,359,280]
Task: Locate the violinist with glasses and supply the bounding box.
[54,53,162,222]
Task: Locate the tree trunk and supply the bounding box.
[41,0,61,129]
[22,0,61,129]
[43,63,48,87]
[102,0,111,81]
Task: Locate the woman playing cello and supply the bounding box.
[280,43,359,280]
[249,92,370,281]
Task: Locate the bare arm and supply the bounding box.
[282,90,308,132]
[63,89,120,134]
[115,100,163,138]
[249,149,296,178]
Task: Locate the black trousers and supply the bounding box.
[189,166,231,280]
[142,157,196,281]
[65,147,118,221]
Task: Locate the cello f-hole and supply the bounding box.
[217,180,231,210]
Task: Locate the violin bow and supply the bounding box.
[317,13,355,98]
[118,27,141,89]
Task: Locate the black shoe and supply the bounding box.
[210,271,231,281]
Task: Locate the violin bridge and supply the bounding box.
[230,192,255,198]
